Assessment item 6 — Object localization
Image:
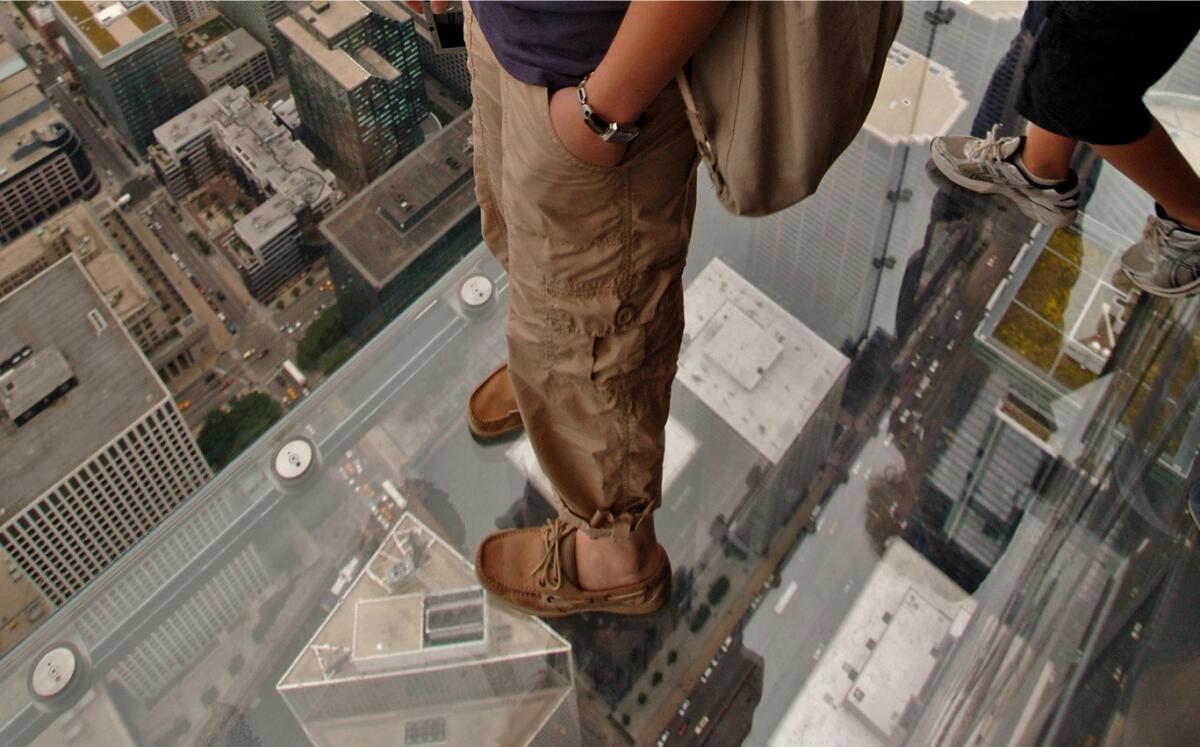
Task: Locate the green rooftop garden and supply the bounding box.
[992,227,1105,391]
[76,18,118,55]
[993,303,1060,373]
[127,4,162,33]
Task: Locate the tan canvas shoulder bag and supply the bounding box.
[677,1,903,217]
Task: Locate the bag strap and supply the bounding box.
[674,69,725,195]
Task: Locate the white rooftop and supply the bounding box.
[865,43,968,145]
[768,541,976,747]
[278,511,570,689]
[234,193,297,250]
[679,258,849,463]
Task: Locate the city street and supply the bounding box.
[736,430,901,745]
[135,195,332,425]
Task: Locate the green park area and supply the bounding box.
[198,392,283,471]
[295,303,360,375]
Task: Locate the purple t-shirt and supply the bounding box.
[471,1,629,91]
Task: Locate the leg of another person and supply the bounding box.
[1092,120,1200,229]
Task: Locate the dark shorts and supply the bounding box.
[1017,1,1200,145]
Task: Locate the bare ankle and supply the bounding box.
[574,517,659,590]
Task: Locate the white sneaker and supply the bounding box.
[930,125,1080,228]
[1120,206,1200,298]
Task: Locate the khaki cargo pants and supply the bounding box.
[465,8,700,539]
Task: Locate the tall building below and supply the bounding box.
[54,0,200,154]
[0,256,211,609]
[151,85,340,301]
[0,41,98,243]
[364,1,471,102]
[276,0,429,189]
[677,258,850,554]
[321,113,479,320]
[187,26,274,97]
[214,0,288,70]
[278,511,580,746]
[148,0,213,29]
[769,540,975,746]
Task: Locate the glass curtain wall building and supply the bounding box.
[275,0,428,190]
[2,2,1200,746]
[53,0,199,154]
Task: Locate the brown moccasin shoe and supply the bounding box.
[467,363,523,440]
[474,519,672,618]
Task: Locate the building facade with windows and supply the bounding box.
[276,0,428,190]
[0,41,98,243]
[148,0,213,29]
[0,257,211,609]
[55,0,199,153]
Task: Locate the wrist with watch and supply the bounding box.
[576,73,642,144]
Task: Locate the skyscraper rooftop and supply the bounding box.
[679,258,849,463]
[274,12,370,91]
[0,256,168,517]
[278,511,576,745]
[865,43,968,144]
[320,114,476,290]
[55,0,166,60]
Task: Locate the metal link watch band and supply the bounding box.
[576,73,641,145]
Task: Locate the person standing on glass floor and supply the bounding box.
[929,2,1200,298]
[414,0,897,620]
[411,0,731,618]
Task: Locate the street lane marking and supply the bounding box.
[774,580,798,615]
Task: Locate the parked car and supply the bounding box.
[216,290,226,301]
[178,400,191,411]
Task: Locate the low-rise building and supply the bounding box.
[230,193,304,301]
[0,41,98,243]
[151,85,340,301]
[187,27,273,97]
